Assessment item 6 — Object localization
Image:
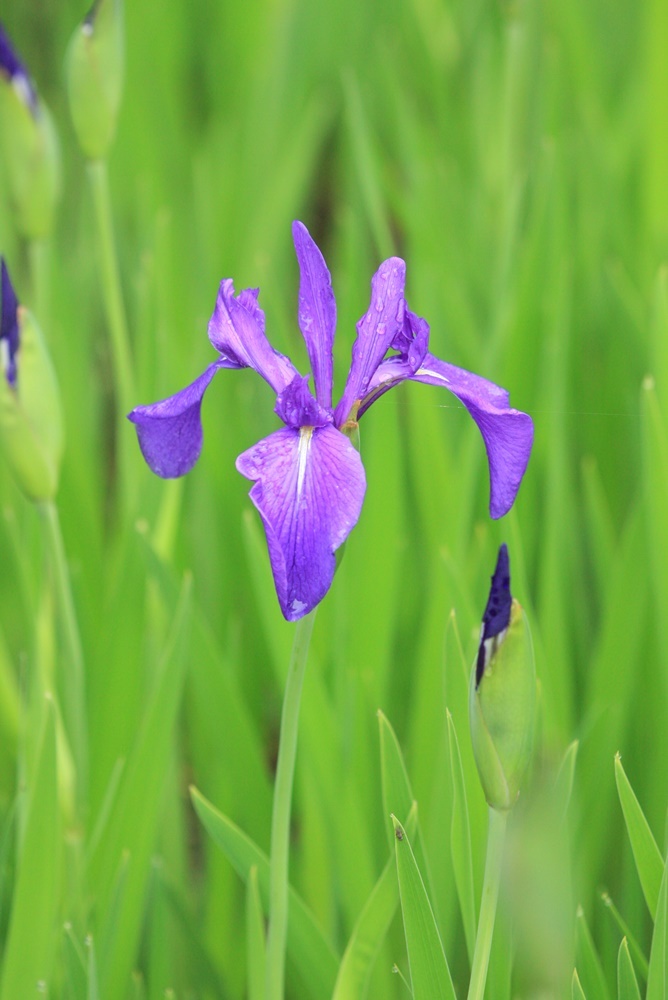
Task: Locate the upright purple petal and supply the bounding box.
[292,221,336,409]
[1,258,19,386]
[208,279,298,394]
[412,354,533,518]
[236,424,366,620]
[357,309,429,418]
[334,257,406,427]
[128,358,234,478]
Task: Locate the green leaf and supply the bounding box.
[446,710,476,962]
[554,739,579,824]
[392,815,456,1000]
[0,696,60,1000]
[379,710,414,841]
[575,907,611,1000]
[378,710,434,906]
[615,754,664,920]
[88,574,192,999]
[601,894,648,982]
[333,805,418,1000]
[617,938,642,1000]
[191,787,338,1000]
[246,866,266,1000]
[573,969,588,1000]
[647,858,668,1000]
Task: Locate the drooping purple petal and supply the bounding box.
[412,353,533,518]
[274,373,332,429]
[334,257,406,427]
[476,543,511,686]
[0,23,38,114]
[0,258,19,387]
[292,221,336,410]
[236,424,366,620]
[357,308,429,418]
[128,358,234,478]
[207,279,298,394]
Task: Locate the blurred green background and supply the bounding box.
[1,0,667,996]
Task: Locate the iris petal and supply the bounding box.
[292,221,336,409]
[357,309,429,418]
[334,257,406,427]
[207,279,298,393]
[128,359,233,478]
[412,353,533,518]
[236,424,366,620]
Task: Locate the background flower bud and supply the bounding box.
[469,545,536,811]
[0,26,61,239]
[66,0,124,160]
[0,265,63,500]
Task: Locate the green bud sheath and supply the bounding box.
[470,597,536,811]
[0,86,60,239]
[0,307,63,500]
[66,0,124,160]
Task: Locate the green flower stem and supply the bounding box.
[467,806,508,1000]
[265,609,317,1000]
[38,499,88,812]
[87,159,135,512]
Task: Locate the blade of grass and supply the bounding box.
[392,815,456,1000]
[246,866,266,1000]
[333,804,419,1000]
[615,754,664,920]
[191,787,338,1000]
[646,858,668,1000]
[446,710,476,963]
[0,695,60,1000]
[575,906,611,1000]
[617,938,642,1000]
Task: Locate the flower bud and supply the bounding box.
[469,544,535,811]
[66,0,124,160]
[0,24,61,239]
[0,260,63,500]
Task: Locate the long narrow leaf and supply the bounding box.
[647,859,668,1000]
[618,938,642,1000]
[615,754,664,920]
[191,787,338,1000]
[0,697,60,1000]
[333,805,419,1000]
[392,816,456,1000]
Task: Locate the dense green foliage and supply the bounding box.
[0,0,666,996]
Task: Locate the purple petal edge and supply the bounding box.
[128,358,233,478]
[412,354,533,518]
[236,424,366,620]
[334,257,406,427]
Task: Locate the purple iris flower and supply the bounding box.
[129,222,533,621]
[0,23,38,115]
[0,258,19,387]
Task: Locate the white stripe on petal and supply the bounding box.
[297,425,313,498]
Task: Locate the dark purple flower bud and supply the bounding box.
[0,23,38,115]
[476,543,512,687]
[0,258,19,387]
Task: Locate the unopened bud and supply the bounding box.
[0,24,61,238]
[66,0,124,160]
[0,260,63,500]
[469,544,535,811]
